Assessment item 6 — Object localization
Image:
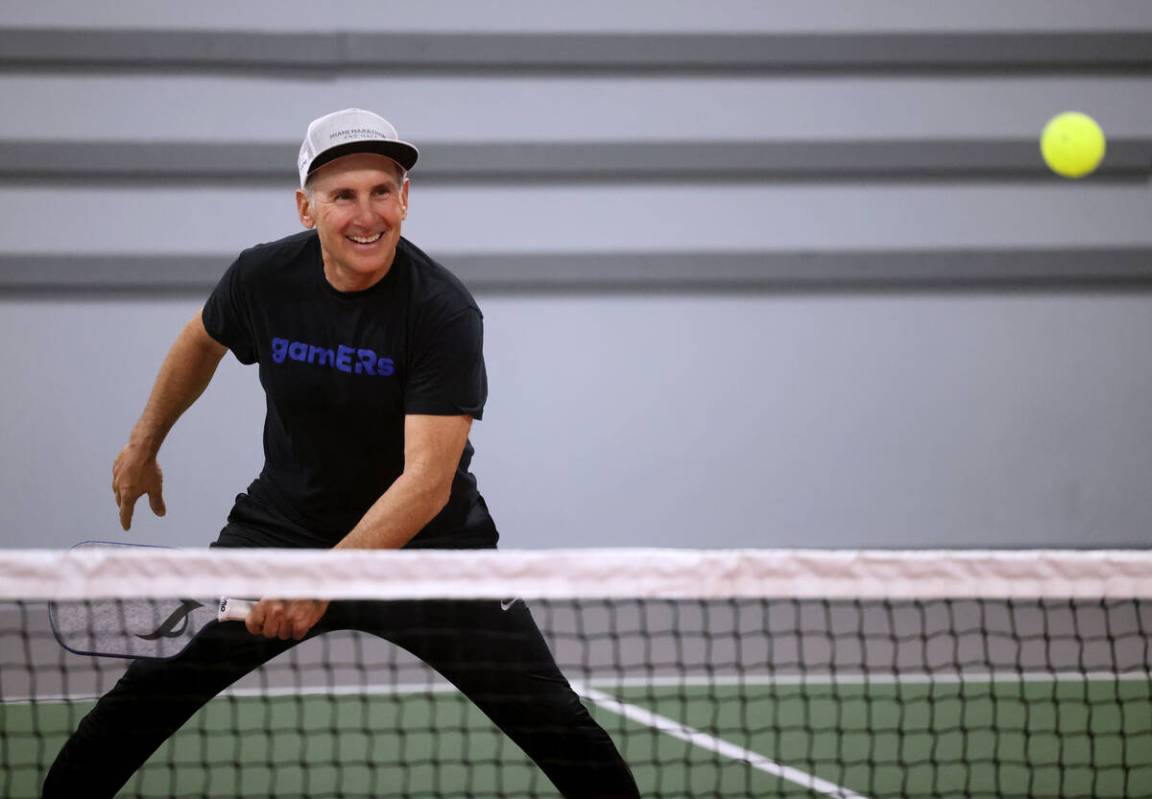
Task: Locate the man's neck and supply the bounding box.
[321,250,396,293]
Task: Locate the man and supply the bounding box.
[43,108,639,798]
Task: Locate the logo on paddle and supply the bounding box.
[136,600,204,640]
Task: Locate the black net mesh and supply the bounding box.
[4,593,1152,798]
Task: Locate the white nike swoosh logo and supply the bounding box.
[500,598,521,611]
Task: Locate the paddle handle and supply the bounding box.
[218,597,255,622]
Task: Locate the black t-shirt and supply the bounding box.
[202,230,497,549]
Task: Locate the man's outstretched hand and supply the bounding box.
[112,444,167,531]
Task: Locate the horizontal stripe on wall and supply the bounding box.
[3,249,1150,294]
[2,29,1150,71]
[2,139,1149,180]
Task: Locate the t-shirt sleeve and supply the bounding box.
[202,258,258,364]
[404,307,487,420]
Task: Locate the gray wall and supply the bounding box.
[2,1,1151,550]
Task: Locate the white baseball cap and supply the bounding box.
[297,108,419,187]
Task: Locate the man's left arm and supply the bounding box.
[245,414,473,640]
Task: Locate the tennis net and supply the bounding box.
[2,547,1152,798]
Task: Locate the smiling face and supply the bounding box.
[295,152,410,292]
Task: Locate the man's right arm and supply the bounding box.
[113,311,228,531]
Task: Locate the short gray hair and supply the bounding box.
[302,159,407,199]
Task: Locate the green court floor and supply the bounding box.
[5,678,1151,798]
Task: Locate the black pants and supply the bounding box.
[42,596,640,798]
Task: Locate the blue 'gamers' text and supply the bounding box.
[271,337,395,376]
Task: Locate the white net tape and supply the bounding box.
[3,547,1152,600]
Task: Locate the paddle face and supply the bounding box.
[50,595,223,659]
[48,541,251,660]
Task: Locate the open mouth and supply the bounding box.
[346,232,385,245]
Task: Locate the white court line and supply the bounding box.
[8,669,1151,704]
[589,669,1152,689]
[575,683,870,799]
[1,680,460,705]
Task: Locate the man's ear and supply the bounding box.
[296,189,315,229]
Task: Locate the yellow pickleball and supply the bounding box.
[1040,112,1106,179]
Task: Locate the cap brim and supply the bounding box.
[307,140,419,179]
